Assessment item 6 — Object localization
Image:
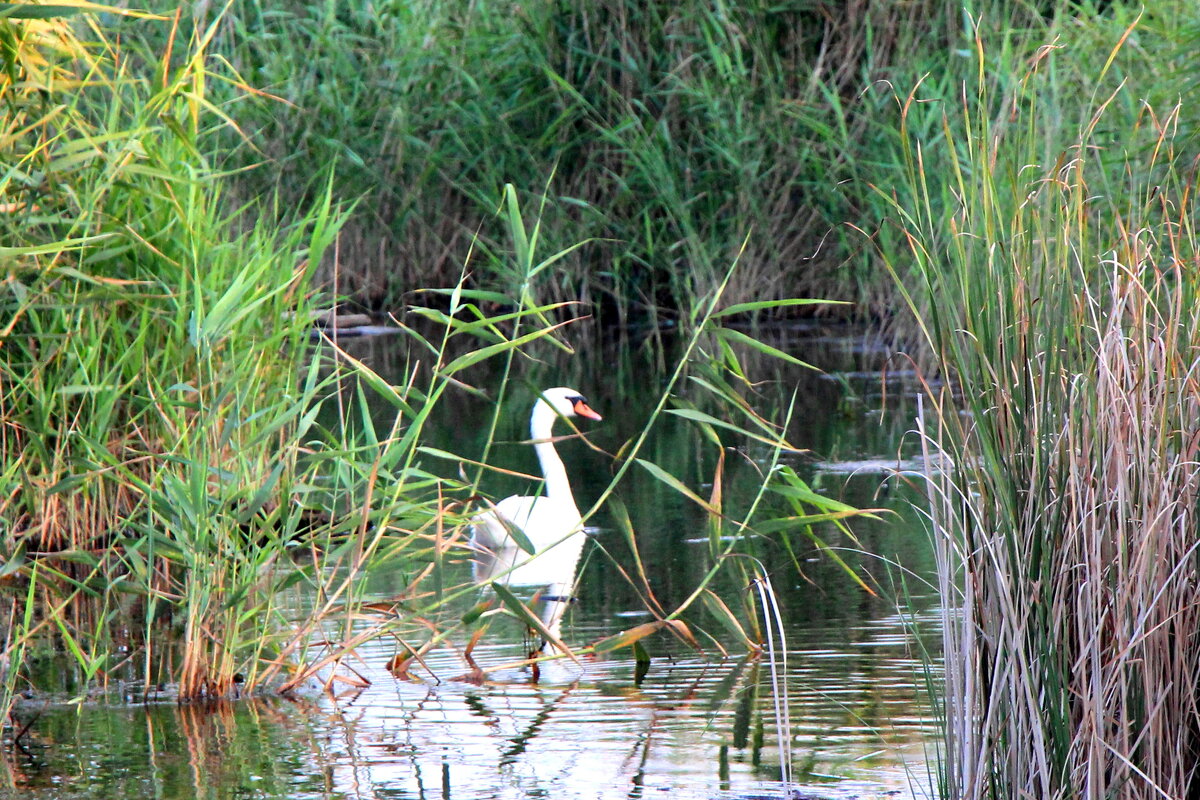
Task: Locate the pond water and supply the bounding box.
[4,322,940,800]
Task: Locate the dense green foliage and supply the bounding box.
[181,0,983,316]
[1,6,348,701]
[195,0,1200,326]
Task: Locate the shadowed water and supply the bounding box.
[3,322,939,800]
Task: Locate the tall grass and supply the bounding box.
[146,0,1017,319]
[874,4,1200,796]
[0,4,353,703]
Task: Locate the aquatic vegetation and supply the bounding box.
[0,3,347,704]
[127,0,1008,319]
[0,0,870,725]
[877,6,1200,797]
[0,4,931,796]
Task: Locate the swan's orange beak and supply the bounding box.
[572,399,602,421]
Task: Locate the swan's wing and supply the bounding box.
[469,495,539,551]
[470,495,582,552]
[469,507,510,552]
[496,495,583,549]
[471,495,588,592]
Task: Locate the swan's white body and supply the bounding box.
[470,388,601,635]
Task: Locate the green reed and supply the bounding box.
[129,0,1007,320]
[0,5,353,703]
[79,0,1164,334]
[874,4,1200,796]
[1,2,871,726]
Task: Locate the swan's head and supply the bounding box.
[538,387,603,422]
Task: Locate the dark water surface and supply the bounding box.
[5,323,939,800]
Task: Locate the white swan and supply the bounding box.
[470,387,602,629]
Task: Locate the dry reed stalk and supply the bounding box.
[922,253,1200,799]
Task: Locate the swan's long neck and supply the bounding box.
[530,400,578,511]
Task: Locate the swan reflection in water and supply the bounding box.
[469,387,602,649]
